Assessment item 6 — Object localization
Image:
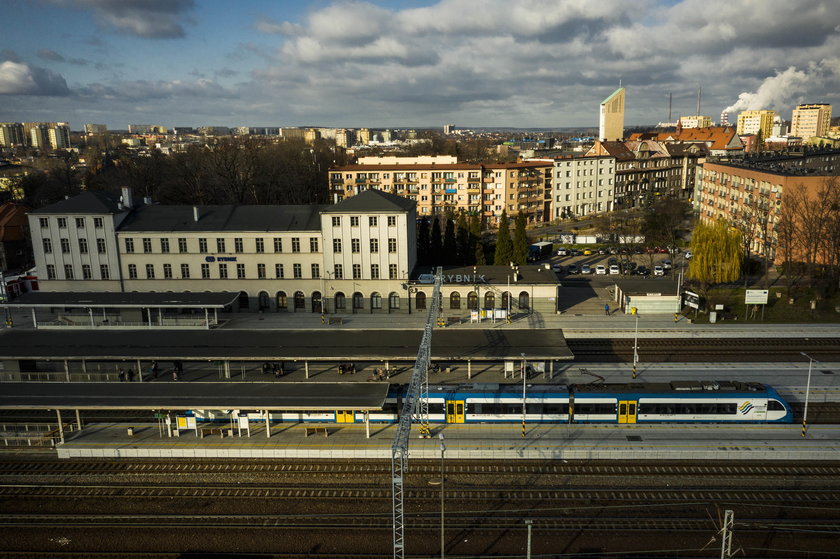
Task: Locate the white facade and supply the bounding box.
[552,157,616,218]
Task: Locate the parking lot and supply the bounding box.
[547,247,689,281]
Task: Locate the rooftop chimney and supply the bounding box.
[121,186,133,209]
[193,206,200,222]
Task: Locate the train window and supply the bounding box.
[382,403,398,414]
[576,404,615,414]
[768,400,785,411]
[428,403,444,415]
[719,404,737,414]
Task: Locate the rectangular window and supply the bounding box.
[293,263,302,278]
[388,238,397,253]
[178,238,187,253]
[100,264,109,279]
[78,238,88,253]
[275,263,284,278]
[125,238,135,253]
[160,238,170,253]
[370,238,379,253]
[46,264,56,279]
[216,238,226,253]
[60,238,70,253]
[334,264,343,279]
[39,217,49,228]
[291,238,300,253]
[257,263,266,279]
[234,238,243,253]
[57,217,66,228]
[351,238,360,253]
[201,263,210,279]
[389,264,398,279]
[369,216,378,227]
[255,238,264,253]
[181,263,190,279]
[43,238,52,253]
[350,216,359,227]
[237,263,245,278]
[82,264,91,280]
[75,217,85,229]
[143,238,152,253]
[128,264,137,279]
[145,264,155,279]
[333,238,342,253]
[311,263,320,278]
[352,264,361,279]
[332,216,341,227]
[163,263,172,279]
[64,264,74,279]
[388,216,396,226]
[310,237,319,252]
[274,238,282,252]
[94,217,103,228]
[371,264,379,279]
[198,238,207,253]
[218,263,228,278]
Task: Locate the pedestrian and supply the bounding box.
[118,368,126,382]
[127,368,135,382]
[262,361,271,375]
[604,303,610,316]
[151,361,159,379]
[338,363,344,375]
[172,367,179,382]
[350,362,356,375]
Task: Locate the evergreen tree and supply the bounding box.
[430,216,443,264]
[513,211,529,265]
[443,212,457,264]
[468,213,481,261]
[455,212,470,265]
[417,216,431,265]
[475,240,486,265]
[493,211,513,265]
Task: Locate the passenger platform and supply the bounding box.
[55,421,840,461]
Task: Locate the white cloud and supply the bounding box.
[47,0,195,38]
[0,61,70,96]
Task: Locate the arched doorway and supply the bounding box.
[518,291,529,310]
[237,291,249,312]
[449,292,460,309]
[371,292,382,312]
[276,291,287,311]
[352,292,363,313]
[258,291,270,311]
[484,292,495,309]
[501,291,510,311]
[467,291,478,310]
[334,292,346,312]
[416,292,426,310]
[311,291,322,313]
[294,291,305,311]
[388,292,400,312]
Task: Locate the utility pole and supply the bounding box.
[720,509,733,559]
[439,433,445,559]
[525,519,533,559]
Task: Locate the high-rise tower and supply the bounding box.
[599,87,625,141]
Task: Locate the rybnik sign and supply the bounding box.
[418,273,486,284]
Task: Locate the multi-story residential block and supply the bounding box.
[694,147,840,261]
[547,156,616,218]
[48,124,70,149]
[599,87,626,141]
[84,124,107,135]
[28,188,418,314]
[679,115,713,129]
[790,103,832,140]
[736,110,777,138]
[0,123,25,147]
[329,161,552,225]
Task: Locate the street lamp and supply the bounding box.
[521,353,527,438]
[525,519,533,559]
[800,352,816,438]
[439,432,445,559]
[632,312,639,380]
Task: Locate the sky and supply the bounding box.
[1,0,839,130]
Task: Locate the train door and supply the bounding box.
[618,400,637,424]
[445,400,465,423]
[335,410,355,423]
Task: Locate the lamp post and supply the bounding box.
[525,519,533,559]
[521,353,527,438]
[632,313,639,380]
[439,432,445,559]
[800,352,816,438]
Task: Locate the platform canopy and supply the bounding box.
[5,291,239,309]
[0,382,390,411]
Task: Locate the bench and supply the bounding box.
[199,426,228,438]
[446,317,461,326]
[303,425,329,438]
[328,317,343,325]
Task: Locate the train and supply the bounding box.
[194,380,794,425]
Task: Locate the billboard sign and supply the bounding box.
[745,289,769,305]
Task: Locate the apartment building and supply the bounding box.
[28,188,418,314]
[0,123,25,147]
[736,110,778,138]
[328,161,553,225]
[678,115,713,129]
[549,156,616,219]
[790,103,832,140]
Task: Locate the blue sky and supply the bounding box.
[1,0,839,130]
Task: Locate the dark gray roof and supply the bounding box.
[119,204,325,232]
[0,328,573,361]
[329,189,415,213]
[30,191,124,215]
[0,382,389,410]
[6,291,239,309]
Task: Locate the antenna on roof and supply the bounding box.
[697,86,702,115]
[668,92,672,123]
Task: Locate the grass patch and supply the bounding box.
[685,284,840,324]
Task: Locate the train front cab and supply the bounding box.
[618,400,637,424]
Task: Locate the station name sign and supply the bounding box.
[205,256,238,263]
[418,273,486,284]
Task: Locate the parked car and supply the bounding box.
[582,249,593,256]
[581,264,592,274]
[557,248,569,256]
[609,264,620,275]
[598,248,607,255]
[622,261,637,273]
[595,264,607,275]
[653,265,665,276]
[552,263,563,273]
[662,259,673,269]
[636,265,650,276]
[567,264,579,274]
